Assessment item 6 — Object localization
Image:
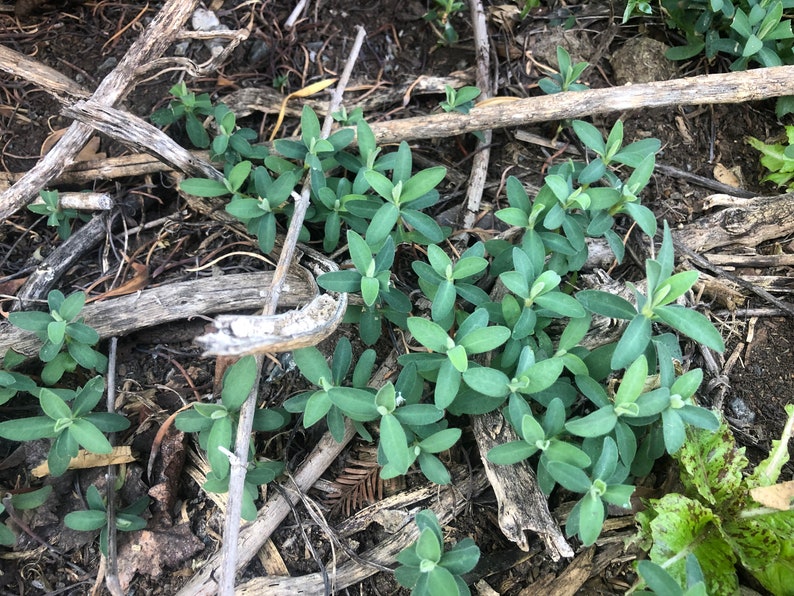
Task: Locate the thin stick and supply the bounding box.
[461,0,492,231]
[105,337,123,596]
[367,65,794,145]
[0,0,200,221]
[216,26,368,595]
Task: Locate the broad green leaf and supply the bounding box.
[518,358,565,394]
[677,405,720,430]
[576,290,637,319]
[65,509,109,532]
[226,160,252,193]
[82,412,129,433]
[394,404,444,426]
[534,292,586,318]
[578,492,605,546]
[662,408,687,453]
[303,391,332,427]
[292,347,332,386]
[408,317,451,353]
[366,202,401,246]
[40,388,72,421]
[418,428,461,453]
[8,311,53,333]
[364,170,395,201]
[361,275,380,307]
[59,291,86,321]
[180,178,230,197]
[300,104,321,143]
[401,167,447,203]
[611,315,652,370]
[614,356,648,406]
[435,359,462,409]
[67,322,99,345]
[441,537,480,575]
[654,270,699,307]
[328,387,379,421]
[458,326,511,354]
[417,452,452,484]
[654,306,725,353]
[69,419,112,454]
[221,355,257,411]
[401,209,446,243]
[347,230,374,274]
[546,461,592,493]
[0,416,56,441]
[207,416,232,480]
[543,440,591,468]
[565,407,618,437]
[427,566,459,596]
[462,366,510,397]
[487,441,538,465]
[432,280,456,323]
[316,270,363,293]
[380,414,411,475]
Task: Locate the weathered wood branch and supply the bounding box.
[0,0,200,220]
[0,270,316,358]
[369,66,794,144]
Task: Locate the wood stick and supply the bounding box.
[0,0,200,221]
[0,44,91,104]
[368,65,794,145]
[0,270,316,358]
[64,101,223,182]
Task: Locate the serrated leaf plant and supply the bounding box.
[8,290,108,384]
[64,484,149,557]
[175,356,289,483]
[632,406,794,596]
[395,509,480,596]
[0,376,129,477]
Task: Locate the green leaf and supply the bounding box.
[180,178,230,197]
[572,120,606,155]
[441,537,480,575]
[487,441,538,465]
[643,494,738,595]
[417,452,452,484]
[408,317,452,353]
[518,358,565,394]
[637,561,685,596]
[419,428,462,453]
[303,391,332,427]
[82,412,130,433]
[653,306,725,353]
[59,291,86,321]
[401,167,447,203]
[221,355,257,411]
[427,566,460,595]
[10,486,52,510]
[366,202,401,246]
[380,414,411,475]
[292,347,332,387]
[614,356,648,406]
[458,326,511,354]
[535,292,586,318]
[316,270,363,293]
[328,387,379,421]
[435,359,462,409]
[576,290,637,319]
[394,404,444,426]
[40,387,72,421]
[401,209,446,243]
[611,315,652,370]
[300,105,321,143]
[64,509,109,532]
[577,492,605,546]
[72,376,106,417]
[662,408,687,454]
[565,407,618,437]
[0,416,56,441]
[462,366,510,397]
[546,461,593,493]
[8,311,53,333]
[207,416,233,480]
[69,419,113,454]
[364,170,395,201]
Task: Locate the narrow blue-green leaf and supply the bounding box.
[458,326,510,354]
[462,366,510,397]
[221,355,257,411]
[546,460,593,493]
[417,452,452,484]
[418,428,461,453]
[380,414,411,474]
[366,202,400,246]
[614,355,648,406]
[435,360,461,409]
[0,417,56,441]
[577,493,605,546]
[401,167,447,203]
[300,105,321,143]
[654,306,725,353]
[363,169,394,201]
[662,408,687,453]
[535,292,586,318]
[565,407,618,437]
[292,347,332,387]
[207,416,232,480]
[487,441,538,465]
[179,178,230,197]
[611,315,652,370]
[40,388,72,421]
[576,290,637,319]
[303,391,332,427]
[407,317,451,353]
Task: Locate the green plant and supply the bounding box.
[64,484,148,557]
[622,0,654,23]
[424,0,465,45]
[209,103,268,164]
[8,290,107,384]
[440,85,481,114]
[0,486,53,546]
[395,509,480,596]
[175,356,288,488]
[747,125,794,190]
[538,46,589,94]
[634,554,708,595]
[27,190,85,240]
[0,376,129,476]
[151,82,214,148]
[633,406,794,594]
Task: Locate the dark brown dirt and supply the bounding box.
[1,0,792,594]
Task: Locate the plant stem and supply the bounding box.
[216,26,367,595]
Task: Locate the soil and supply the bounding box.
[0,0,792,594]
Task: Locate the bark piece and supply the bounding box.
[472,410,574,561]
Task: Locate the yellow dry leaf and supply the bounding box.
[750,480,794,511]
[476,96,520,107]
[32,446,136,477]
[269,78,338,141]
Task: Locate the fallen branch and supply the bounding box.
[368,65,794,144]
[0,0,200,220]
